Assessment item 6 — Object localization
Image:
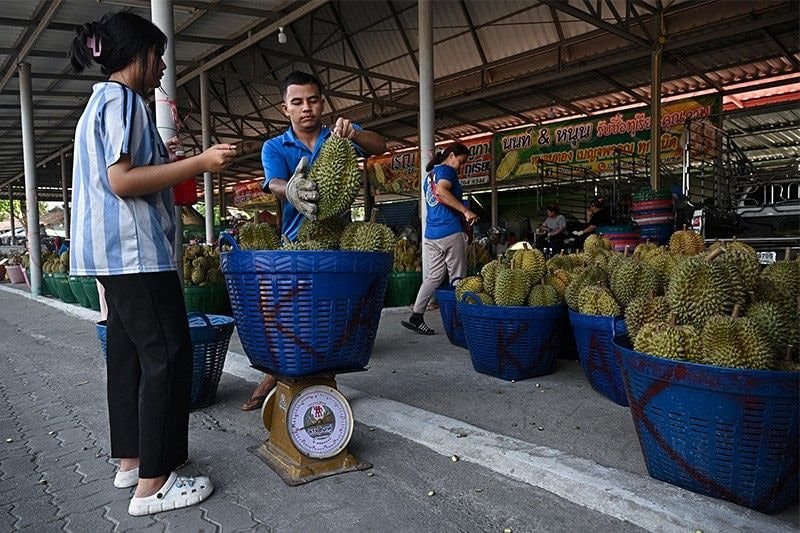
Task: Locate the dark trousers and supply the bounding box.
[97,271,191,479]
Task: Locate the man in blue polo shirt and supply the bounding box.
[261,70,387,241]
[242,71,387,411]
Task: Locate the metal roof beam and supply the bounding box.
[593,69,650,105]
[762,28,800,69]
[328,2,379,101]
[387,0,418,71]
[459,0,488,66]
[0,0,63,93]
[539,0,650,49]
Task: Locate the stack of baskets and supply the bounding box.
[218,233,392,377]
[95,313,234,410]
[458,292,562,381]
[614,336,799,514]
[596,225,640,252]
[631,188,674,245]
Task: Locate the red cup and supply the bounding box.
[171,151,197,205]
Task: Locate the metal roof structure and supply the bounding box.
[0,0,798,202]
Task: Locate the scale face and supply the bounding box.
[287,385,354,459]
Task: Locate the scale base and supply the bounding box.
[250,441,371,486]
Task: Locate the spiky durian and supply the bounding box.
[633,317,701,361]
[546,253,574,273]
[669,228,705,256]
[633,241,659,260]
[610,258,661,307]
[544,269,572,297]
[480,258,508,298]
[238,222,280,251]
[297,218,347,250]
[666,251,733,327]
[510,248,546,283]
[461,291,494,305]
[339,222,395,252]
[745,301,794,359]
[307,134,361,220]
[625,295,671,342]
[701,308,774,370]
[565,266,608,311]
[754,260,800,319]
[527,283,562,307]
[584,234,612,255]
[494,269,532,306]
[455,276,485,302]
[577,285,620,316]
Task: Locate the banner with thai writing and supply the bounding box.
[233,180,277,209]
[367,134,493,195]
[492,95,722,182]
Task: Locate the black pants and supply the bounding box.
[97,271,191,479]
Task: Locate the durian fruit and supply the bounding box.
[238,222,280,250]
[610,258,661,307]
[60,251,70,267]
[565,266,608,311]
[567,253,587,269]
[461,292,494,305]
[339,222,395,253]
[745,301,795,360]
[632,241,659,260]
[494,269,533,306]
[717,248,760,310]
[455,275,485,302]
[392,238,422,272]
[190,267,206,285]
[544,269,572,297]
[495,150,519,181]
[480,258,508,298]
[754,260,800,319]
[633,316,701,361]
[546,253,574,273]
[297,218,347,250]
[528,283,562,307]
[642,248,685,291]
[701,306,774,370]
[283,240,325,250]
[183,244,222,286]
[306,134,361,220]
[625,295,671,342]
[510,248,546,283]
[668,227,705,256]
[466,242,492,271]
[666,250,733,327]
[577,285,621,316]
[584,234,612,255]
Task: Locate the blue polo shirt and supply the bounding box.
[262,125,364,241]
[424,164,466,240]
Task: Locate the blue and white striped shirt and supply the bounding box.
[70,82,176,276]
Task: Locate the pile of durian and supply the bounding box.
[236,220,395,254]
[42,251,68,273]
[183,245,223,286]
[466,242,492,272]
[558,228,799,371]
[393,239,421,272]
[453,244,563,307]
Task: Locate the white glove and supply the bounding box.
[572,230,583,236]
[285,157,318,220]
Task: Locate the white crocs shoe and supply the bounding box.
[114,467,139,488]
[127,472,214,516]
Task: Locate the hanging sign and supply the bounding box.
[492,95,722,182]
[233,180,277,209]
[366,134,493,195]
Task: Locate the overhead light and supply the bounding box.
[278,27,287,45]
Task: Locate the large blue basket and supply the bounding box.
[614,336,799,513]
[458,294,562,381]
[219,233,392,377]
[435,288,467,349]
[568,310,629,406]
[95,313,234,409]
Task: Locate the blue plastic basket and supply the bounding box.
[95,313,234,410]
[458,293,562,381]
[568,310,629,406]
[435,288,467,349]
[218,232,392,377]
[614,336,799,513]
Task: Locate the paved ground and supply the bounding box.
[0,282,797,532]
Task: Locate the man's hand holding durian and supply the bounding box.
[285,156,319,220]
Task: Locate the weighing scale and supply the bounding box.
[252,373,371,485]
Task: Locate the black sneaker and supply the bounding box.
[402,320,435,335]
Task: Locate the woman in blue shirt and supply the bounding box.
[402,143,479,335]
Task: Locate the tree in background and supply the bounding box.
[0,200,47,229]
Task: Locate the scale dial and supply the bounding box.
[287,385,353,459]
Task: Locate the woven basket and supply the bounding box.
[568,310,629,406]
[435,287,467,349]
[218,233,392,377]
[458,292,562,381]
[614,336,799,513]
[95,313,234,410]
[52,273,78,303]
[81,277,101,311]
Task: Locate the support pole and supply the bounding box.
[649,14,666,190]
[19,62,42,295]
[60,152,70,239]
[151,0,184,282]
[218,174,226,219]
[200,70,214,245]
[8,186,16,246]
[418,0,434,274]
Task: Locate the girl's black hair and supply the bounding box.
[426,142,470,172]
[69,12,167,91]
[546,204,560,215]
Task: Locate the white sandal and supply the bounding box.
[127,472,213,516]
[114,467,139,488]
